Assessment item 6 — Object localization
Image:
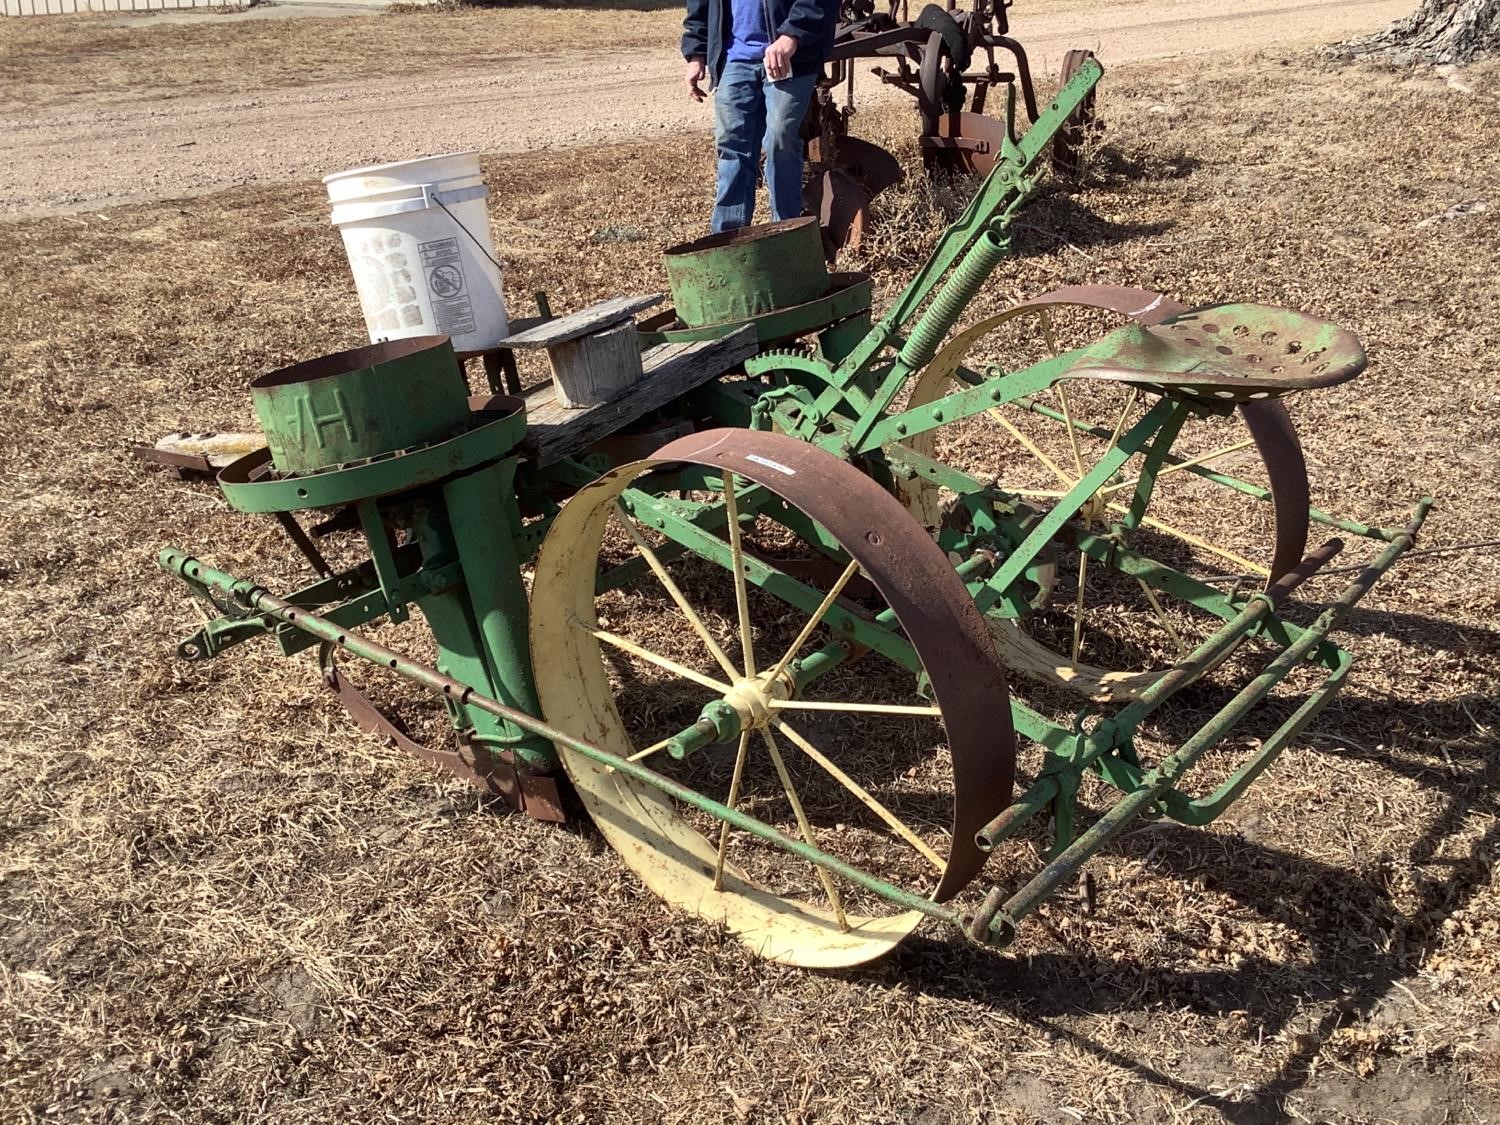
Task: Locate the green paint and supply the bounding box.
[664,218,829,328]
[251,338,470,475]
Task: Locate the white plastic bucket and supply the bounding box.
[324,151,509,353]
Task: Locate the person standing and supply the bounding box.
[682,0,840,234]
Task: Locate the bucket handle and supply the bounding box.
[331,182,505,276]
[427,189,507,276]
[329,183,487,223]
[420,183,488,210]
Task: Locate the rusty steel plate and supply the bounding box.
[927,110,1012,175]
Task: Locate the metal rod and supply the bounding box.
[271,512,333,579]
[975,775,1058,851]
[157,548,958,924]
[1163,651,1353,825]
[967,499,1430,944]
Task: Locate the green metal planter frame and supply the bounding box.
[156,55,1431,956]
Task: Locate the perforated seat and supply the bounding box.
[1062,303,1366,405]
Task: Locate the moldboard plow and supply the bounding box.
[808,0,1099,253]
[158,65,1427,968]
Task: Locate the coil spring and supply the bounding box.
[898,229,1012,372]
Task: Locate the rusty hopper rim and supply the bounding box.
[663,218,830,329]
[251,336,471,475]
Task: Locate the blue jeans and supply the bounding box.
[711,59,817,234]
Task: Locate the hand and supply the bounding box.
[684,57,707,102]
[763,35,798,81]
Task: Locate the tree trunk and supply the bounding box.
[1332,0,1499,65]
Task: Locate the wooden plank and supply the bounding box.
[497,294,665,349]
[550,322,645,408]
[520,327,757,467]
[454,316,548,361]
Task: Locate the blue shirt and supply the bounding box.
[726,0,770,62]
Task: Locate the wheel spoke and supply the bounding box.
[722,471,757,678]
[1106,504,1271,576]
[1055,383,1088,481]
[1100,438,1255,498]
[773,719,944,871]
[614,504,740,681]
[761,727,849,929]
[574,617,733,693]
[770,700,942,717]
[605,733,679,775]
[1136,577,1190,657]
[764,557,862,686]
[628,735,676,762]
[1070,550,1088,665]
[1106,388,1141,449]
[712,730,752,890]
[988,409,1077,490]
[1010,488,1069,499]
[1036,306,1062,357]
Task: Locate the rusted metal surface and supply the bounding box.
[1068,303,1368,402]
[1013,283,1189,324]
[272,512,333,579]
[803,1,1101,251]
[1051,49,1099,179]
[928,111,1011,176]
[806,168,873,257]
[132,432,267,479]
[1240,398,1313,583]
[323,651,566,822]
[650,428,1016,900]
[804,135,903,255]
[131,443,217,479]
[808,135,904,198]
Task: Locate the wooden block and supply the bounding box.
[549,322,645,409]
[520,327,757,466]
[496,294,665,349]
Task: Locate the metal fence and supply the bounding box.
[3,0,222,14]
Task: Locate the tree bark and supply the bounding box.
[1332,0,1499,65]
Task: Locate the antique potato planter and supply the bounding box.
[159,61,1427,967]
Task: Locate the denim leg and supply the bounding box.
[763,72,816,224]
[711,59,766,234]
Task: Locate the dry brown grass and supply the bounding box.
[0,5,681,111]
[2,45,1499,1125]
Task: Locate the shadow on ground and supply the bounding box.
[878,606,1498,1119]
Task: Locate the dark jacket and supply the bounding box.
[682,0,839,88]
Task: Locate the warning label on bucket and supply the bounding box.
[419,237,477,337]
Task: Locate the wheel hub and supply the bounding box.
[1078,489,1109,526]
[722,671,793,731]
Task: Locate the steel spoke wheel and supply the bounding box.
[899,292,1311,701]
[530,430,1014,967]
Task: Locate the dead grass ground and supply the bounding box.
[1,48,1499,1125]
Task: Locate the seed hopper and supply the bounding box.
[159,61,1428,967]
